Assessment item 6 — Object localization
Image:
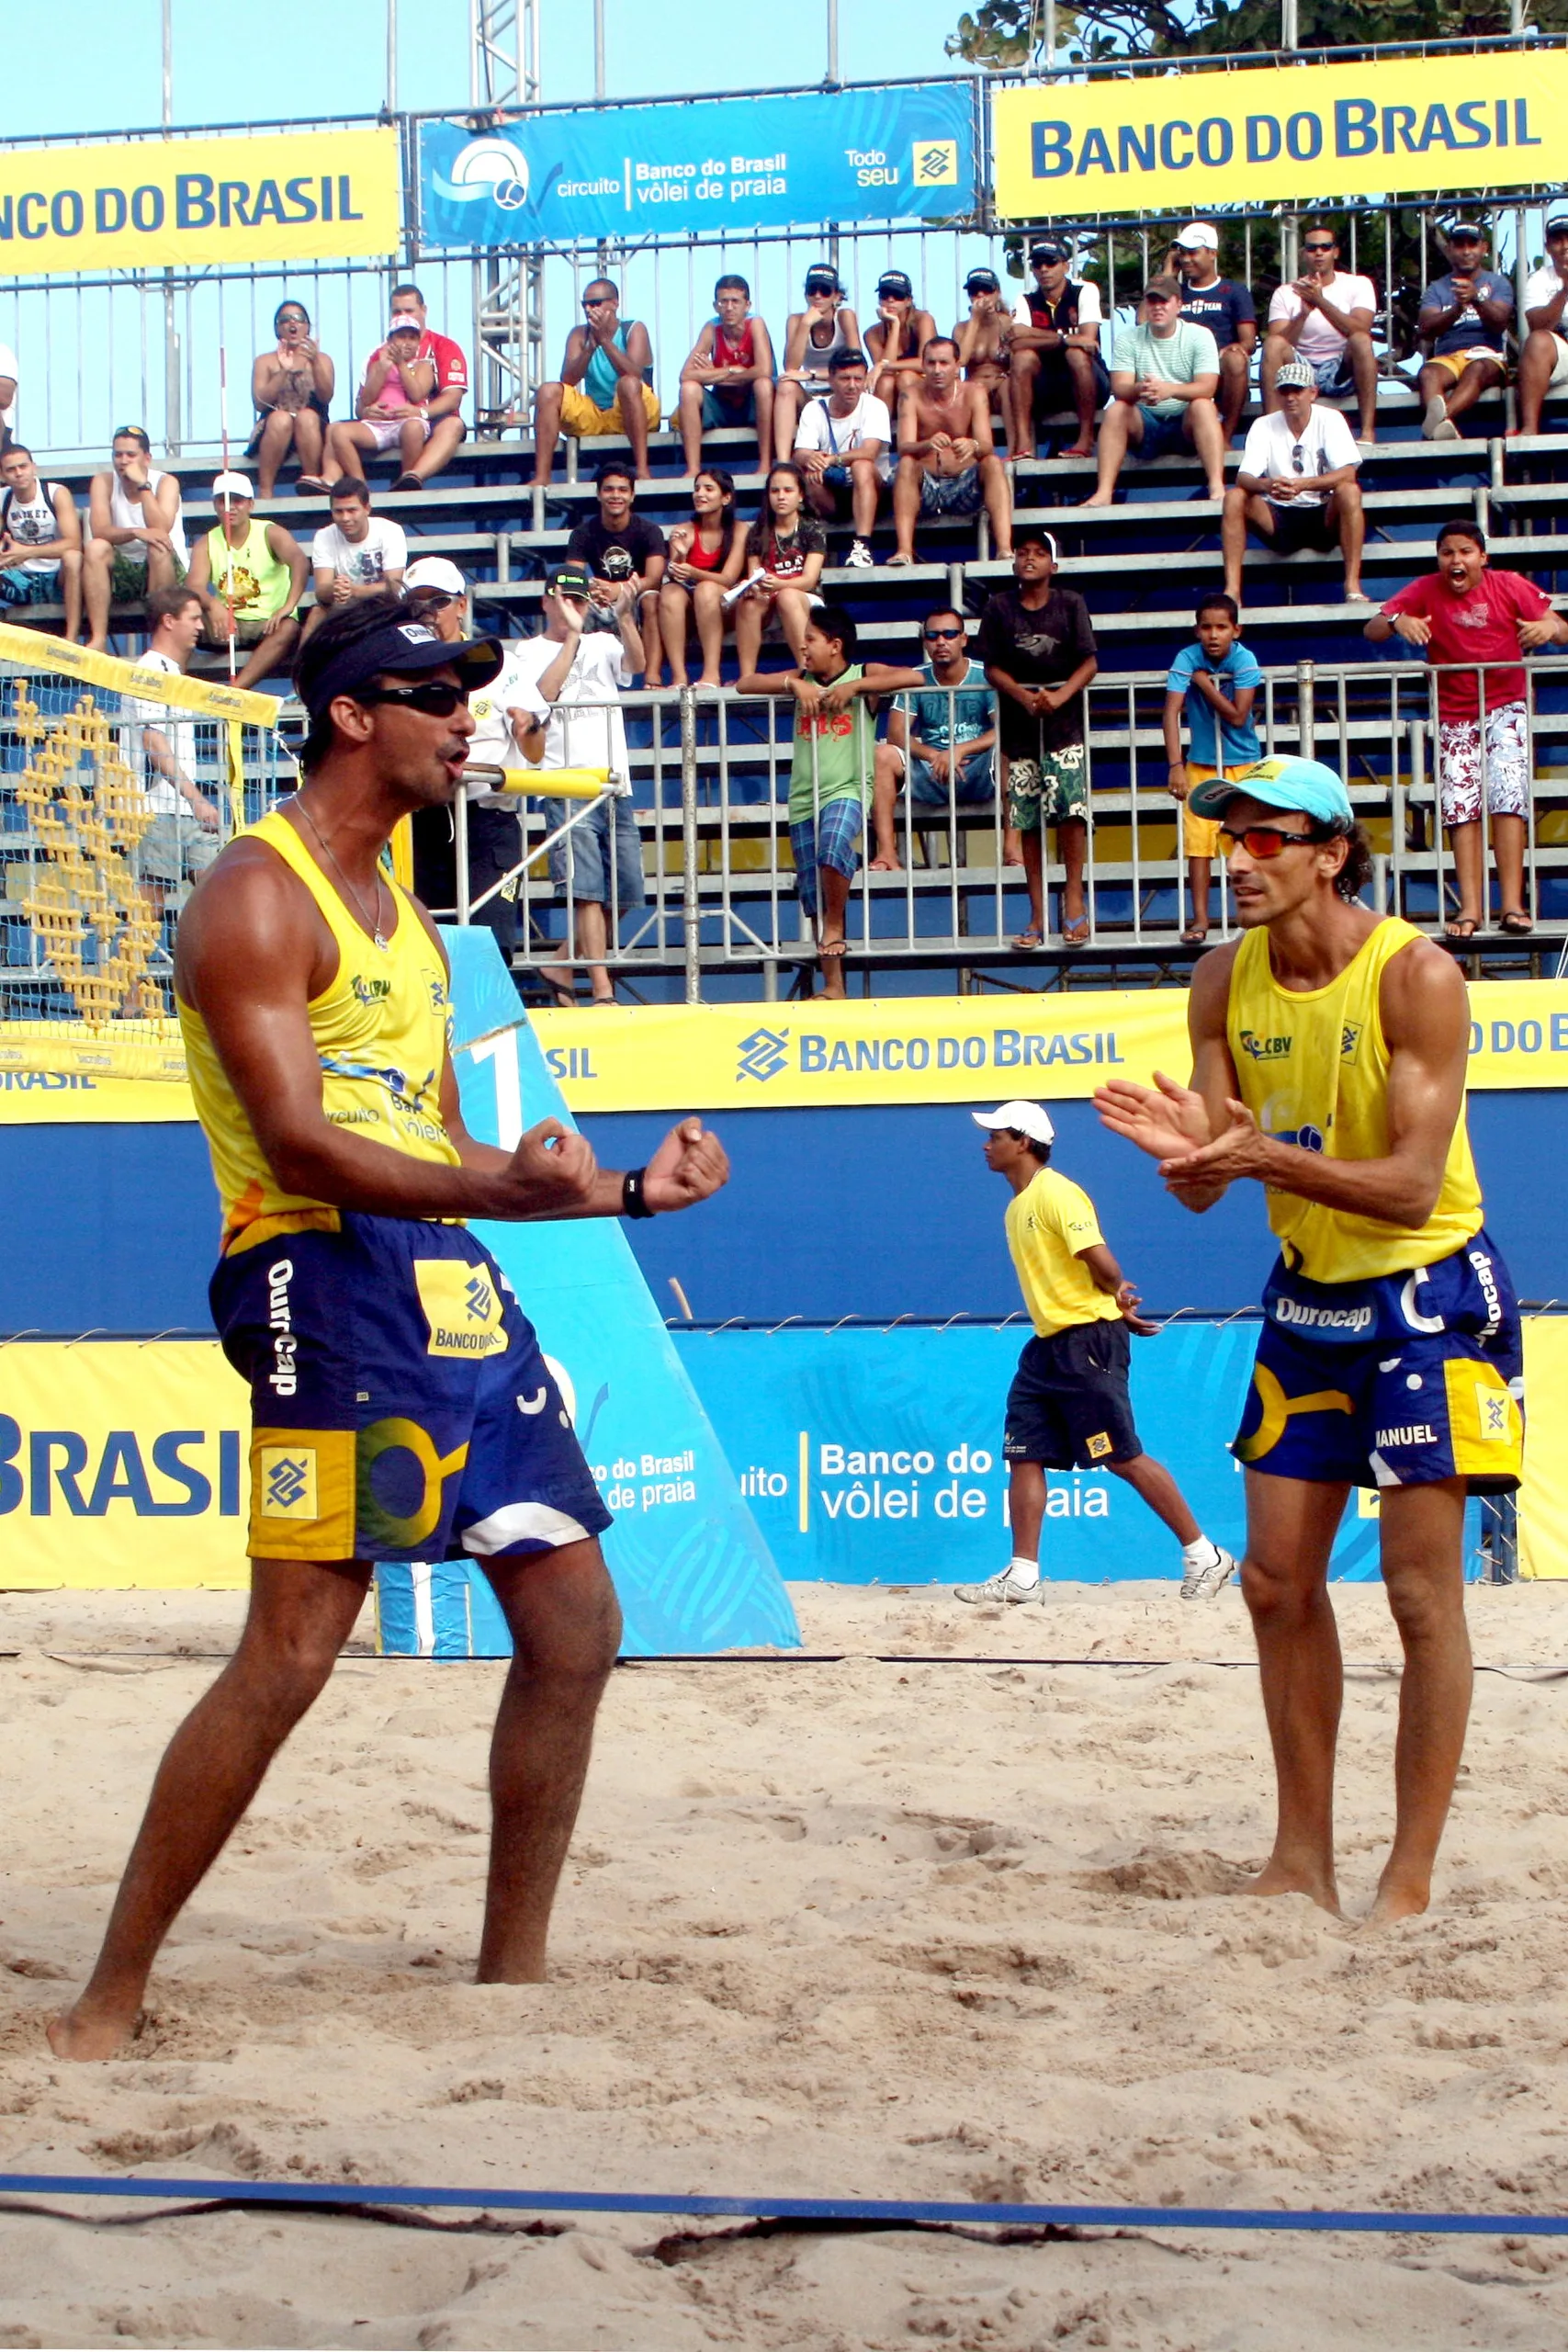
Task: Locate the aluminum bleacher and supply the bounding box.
[8,371,1568,1003]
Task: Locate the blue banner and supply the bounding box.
[671,1324,1483,1587]
[417,82,977,246]
[374,929,799,1659]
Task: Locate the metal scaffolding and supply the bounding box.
[466,0,545,430]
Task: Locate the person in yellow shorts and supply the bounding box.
[531,278,661,487]
[1163,592,1263,943]
[1099,754,1523,1931]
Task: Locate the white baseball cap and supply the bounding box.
[403,556,468,596]
[1174,221,1219,250]
[973,1100,1055,1146]
[211,470,253,502]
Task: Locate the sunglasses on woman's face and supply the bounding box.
[1220,824,1320,859]
[352,681,469,718]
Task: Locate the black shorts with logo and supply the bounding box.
[1003,1319,1142,1471]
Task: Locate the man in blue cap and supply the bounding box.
[1097,754,1522,1929]
[49,593,731,2060]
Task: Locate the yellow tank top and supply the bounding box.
[205,517,293,618]
[1225,916,1483,1284]
[177,807,461,1255]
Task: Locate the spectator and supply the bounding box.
[1222,357,1366,606]
[658,466,746,690]
[890,335,1011,567]
[249,300,335,496]
[1416,223,1513,443]
[736,603,919,1000]
[1515,213,1568,440]
[793,348,890,569]
[511,560,646,1006]
[954,265,1014,456]
[84,425,188,651]
[565,458,666,684]
[872,605,998,871]
[0,337,17,453]
[1007,234,1107,463]
[1083,277,1224,508]
[865,269,938,416]
[1365,518,1568,937]
[976,529,1098,948]
[122,585,221,910]
[1162,592,1264,944]
[186,472,309,689]
[402,555,544,974]
[1262,221,1379,447]
[531,278,660,488]
[773,264,862,462]
[676,275,775,474]
[732,460,828,675]
[0,444,83,639]
[303,479,407,641]
[327,293,468,493]
[1169,221,1256,447]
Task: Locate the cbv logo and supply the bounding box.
[1238,1029,1292,1061]
[737,1026,790,1083]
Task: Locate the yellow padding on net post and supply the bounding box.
[499,766,613,800]
[0,625,279,729]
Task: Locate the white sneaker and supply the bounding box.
[1180,1544,1236,1601]
[845,538,875,568]
[956,1569,1045,1606]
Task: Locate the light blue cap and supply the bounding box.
[1187,753,1354,828]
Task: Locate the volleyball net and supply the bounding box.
[0,627,285,1079]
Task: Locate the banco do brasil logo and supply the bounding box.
[737,1026,790,1083]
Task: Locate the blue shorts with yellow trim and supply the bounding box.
[210,1215,613,1565]
[1234,1230,1523,1495]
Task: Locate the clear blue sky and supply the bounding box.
[12,0,971,138]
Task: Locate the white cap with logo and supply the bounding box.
[403,555,468,596]
[211,470,254,502]
[1174,221,1219,250]
[972,1100,1055,1146]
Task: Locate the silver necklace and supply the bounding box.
[294,794,390,951]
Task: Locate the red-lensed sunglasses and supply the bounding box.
[1219,824,1321,859]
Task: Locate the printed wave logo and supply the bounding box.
[737,1025,790,1083]
[465,1273,494,1322]
[431,137,531,212]
[265,1453,311,1510]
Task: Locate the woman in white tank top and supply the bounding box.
[773,267,862,460]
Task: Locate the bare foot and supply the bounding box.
[1364,1876,1429,1931]
[1238,1860,1342,1917]
[869,853,904,871]
[1077,492,1114,508]
[48,1998,143,2062]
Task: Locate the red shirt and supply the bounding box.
[1382,568,1551,721]
[418,329,468,396]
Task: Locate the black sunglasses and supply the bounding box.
[353,681,470,718]
[924,625,964,638]
[1302,240,1337,253]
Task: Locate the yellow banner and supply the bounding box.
[5,978,1568,1119]
[0,128,400,274]
[993,52,1568,215]
[0,625,279,729]
[1520,1318,1568,1577]
[0,1341,250,1589]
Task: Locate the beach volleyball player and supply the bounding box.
[1097,755,1522,1927]
[51,594,728,2061]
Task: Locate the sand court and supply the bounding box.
[2,1577,1567,2348]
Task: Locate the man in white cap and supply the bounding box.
[1224,358,1365,607]
[402,555,544,978]
[958,1100,1234,1608]
[1170,222,1257,447]
[185,472,309,688]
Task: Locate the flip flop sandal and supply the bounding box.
[1444,916,1480,939]
[1011,926,1044,951]
[1499,910,1535,934]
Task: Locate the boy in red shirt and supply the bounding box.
[1366,519,1565,936]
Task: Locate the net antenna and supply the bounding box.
[217,345,236,680]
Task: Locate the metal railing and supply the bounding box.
[409,652,1568,998]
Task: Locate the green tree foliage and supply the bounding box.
[947,0,1568,70]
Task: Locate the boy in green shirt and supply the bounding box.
[1083,276,1226,507]
[737,605,919,999]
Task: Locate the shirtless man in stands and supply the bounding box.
[891,338,1012,568]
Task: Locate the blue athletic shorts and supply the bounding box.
[1234,1228,1524,1494]
[1004,1319,1142,1471]
[1135,405,1192,459]
[211,1215,613,1564]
